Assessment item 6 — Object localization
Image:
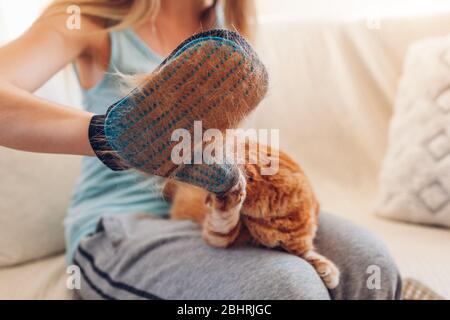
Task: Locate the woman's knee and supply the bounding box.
[316,213,402,299]
[237,253,331,300]
[354,246,402,300]
[340,247,401,300]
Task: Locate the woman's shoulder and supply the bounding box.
[33,13,107,52]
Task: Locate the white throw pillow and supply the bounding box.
[0,147,81,266]
[375,36,450,228]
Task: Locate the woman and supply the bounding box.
[0,0,401,299]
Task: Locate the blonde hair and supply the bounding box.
[43,0,256,39]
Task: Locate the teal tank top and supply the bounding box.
[65,29,172,262]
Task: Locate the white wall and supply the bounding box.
[0,0,51,42]
[257,0,450,22]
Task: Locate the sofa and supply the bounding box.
[1,13,450,299]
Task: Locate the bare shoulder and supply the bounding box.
[31,13,107,53]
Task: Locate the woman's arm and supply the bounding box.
[0,14,97,155]
[0,80,94,155]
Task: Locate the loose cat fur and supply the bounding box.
[163,142,340,289]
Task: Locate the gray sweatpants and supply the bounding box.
[73,212,402,300]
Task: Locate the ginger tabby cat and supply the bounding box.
[163,142,340,289]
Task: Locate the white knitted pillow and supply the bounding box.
[375,36,450,228]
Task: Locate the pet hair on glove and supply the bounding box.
[89,29,268,193]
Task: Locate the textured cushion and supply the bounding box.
[0,147,81,266]
[375,35,450,228]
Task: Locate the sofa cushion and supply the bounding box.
[375,36,450,228]
[0,254,73,299]
[0,147,81,266]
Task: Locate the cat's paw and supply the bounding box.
[206,171,247,212]
[202,171,246,248]
[202,220,242,248]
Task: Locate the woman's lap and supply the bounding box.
[73,212,401,300]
